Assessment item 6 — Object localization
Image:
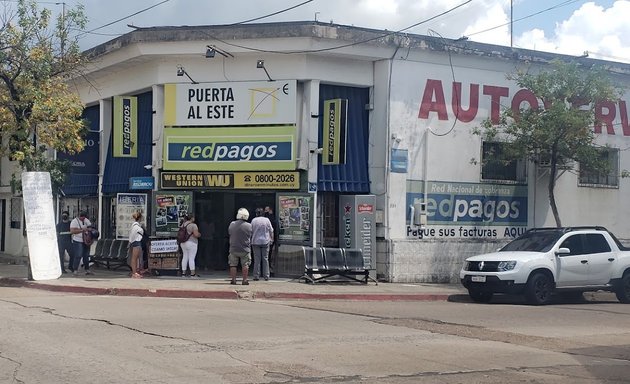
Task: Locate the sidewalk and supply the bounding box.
[0,254,465,301]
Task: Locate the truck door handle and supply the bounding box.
[581,260,588,264]
[608,258,615,262]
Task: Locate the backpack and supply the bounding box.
[176,223,191,244]
[83,228,99,246]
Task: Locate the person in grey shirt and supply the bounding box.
[228,208,252,285]
[251,208,274,281]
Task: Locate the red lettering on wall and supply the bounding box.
[595,101,616,134]
[619,100,630,136]
[452,82,479,123]
[418,79,448,120]
[511,89,538,121]
[482,85,509,124]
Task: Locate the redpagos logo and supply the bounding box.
[168,141,292,162]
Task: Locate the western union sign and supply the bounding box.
[161,172,299,190]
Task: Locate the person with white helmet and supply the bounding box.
[228,208,252,285]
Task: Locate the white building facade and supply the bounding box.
[3,22,630,282]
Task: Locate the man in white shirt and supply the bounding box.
[251,208,273,281]
[69,210,94,276]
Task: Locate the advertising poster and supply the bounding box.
[163,80,297,126]
[113,96,138,158]
[116,193,147,239]
[339,195,376,269]
[22,172,61,280]
[406,180,528,240]
[277,193,312,244]
[153,191,193,237]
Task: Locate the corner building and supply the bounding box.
[55,22,630,282]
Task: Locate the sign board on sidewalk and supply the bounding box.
[22,172,61,280]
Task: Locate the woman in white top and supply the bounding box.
[180,213,201,277]
[128,211,144,278]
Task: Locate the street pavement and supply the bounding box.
[0,253,466,301]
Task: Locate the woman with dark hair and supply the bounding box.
[128,211,144,278]
[180,213,201,277]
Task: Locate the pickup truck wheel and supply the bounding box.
[468,288,493,303]
[615,273,630,303]
[525,273,553,305]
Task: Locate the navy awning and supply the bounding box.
[318,84,370,193]
[59,105,100,196]
[102,91,153,194]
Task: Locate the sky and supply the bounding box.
[20,0,630,63]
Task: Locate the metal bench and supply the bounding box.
[300,247,377,284]
[91,239,131,271]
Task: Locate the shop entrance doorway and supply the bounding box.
[194,192,275,271]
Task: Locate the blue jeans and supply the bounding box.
[252,244,270,279]
[72,240,90,272]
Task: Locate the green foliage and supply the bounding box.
[476,60,624,226]
[0,0,87,190]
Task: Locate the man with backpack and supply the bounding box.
[69,210,94,276]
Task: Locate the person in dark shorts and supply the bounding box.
[228,208,252,285]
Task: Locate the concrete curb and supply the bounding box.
[0,277,454,301]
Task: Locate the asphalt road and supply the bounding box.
[0,288,628,383]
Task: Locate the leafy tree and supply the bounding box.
[476,60,623,227]
[0,0,87,192]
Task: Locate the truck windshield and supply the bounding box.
[500,230,564,252]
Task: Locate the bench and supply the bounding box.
[301,247,377,285]
[91,239,131,271]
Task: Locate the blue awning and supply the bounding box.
[318,84,370,193]
[102,91,153,194]
[59,105,100,196]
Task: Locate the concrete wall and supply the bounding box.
[384,238,507,283]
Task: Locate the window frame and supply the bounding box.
[480,141,527,184]
[578,147,619,188]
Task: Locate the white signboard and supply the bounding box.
[116,193,147,239]
[164,80,297,126]
[22,172,61,280]
[149,239,178,253]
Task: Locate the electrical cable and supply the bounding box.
[228,0,314,26]
[199,0,472,55]
[466,0,583,38]
[76,0,171,38]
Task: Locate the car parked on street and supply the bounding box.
[460,226,630,305]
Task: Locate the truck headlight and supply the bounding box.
[497,261,517,271]
[463,261,471,271]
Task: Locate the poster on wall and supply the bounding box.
[406,180,528,240]
[277,193,312,244]
[152,191,193,237]
[22,172,61,280]
[116,193,147,239]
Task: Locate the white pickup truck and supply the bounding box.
[460,227,630,305]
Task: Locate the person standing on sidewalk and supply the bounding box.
[180,213,201,277]
[228,208,252,285]
[264,205,278,274]
[128,211,145,279]
[251,208,273,281]
[69,211,93,276]
[56,211,72,273]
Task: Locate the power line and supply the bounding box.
[467,0,583,38]
[228,0,314,26]
[76,0,171,38]
[202,0,472,55]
